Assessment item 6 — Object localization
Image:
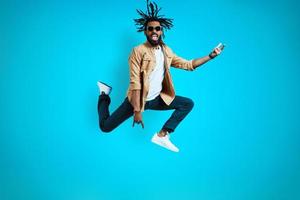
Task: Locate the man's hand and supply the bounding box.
[209,47,223,59]
[132,111,144,128]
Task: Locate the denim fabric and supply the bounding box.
[98,94,194,133]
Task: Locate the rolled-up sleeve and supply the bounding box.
[171,52,194,71]
[128,48,142,90]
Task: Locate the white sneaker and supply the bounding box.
[151,133,179,152]
[97,81,112,95]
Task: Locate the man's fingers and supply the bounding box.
[215,48,221,55]
[132,121,144,128]
[141,121,144,129]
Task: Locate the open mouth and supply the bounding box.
[151,34,158,41]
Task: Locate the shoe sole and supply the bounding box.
[97,81,112,94]
[98,81,112,89]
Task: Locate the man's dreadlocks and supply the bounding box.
[134,0,173,32]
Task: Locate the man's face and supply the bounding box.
[144,21,163,46]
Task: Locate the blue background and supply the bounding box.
[1,0,300,199]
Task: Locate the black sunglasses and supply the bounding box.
[147,26,162,32]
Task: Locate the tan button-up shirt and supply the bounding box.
[127,41,194,112]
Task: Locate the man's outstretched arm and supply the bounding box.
[192,47,222,69]
[171,46,223,71]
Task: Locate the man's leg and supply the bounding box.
[145,95,194,152]
[98,94,134,133]
[145,95,194,134]
[162,95,194,134]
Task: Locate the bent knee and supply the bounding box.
[185,98,194,110]
[99,123,113,133]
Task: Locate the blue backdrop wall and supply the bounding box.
[1,0,300,199]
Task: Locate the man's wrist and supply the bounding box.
[209,53,215,59]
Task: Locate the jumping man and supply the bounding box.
[97,0,224,152]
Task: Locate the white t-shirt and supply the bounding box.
[146,46,165,101]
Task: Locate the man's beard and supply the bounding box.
[146,34,162,46]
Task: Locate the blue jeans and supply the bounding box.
[98,94,194,133]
